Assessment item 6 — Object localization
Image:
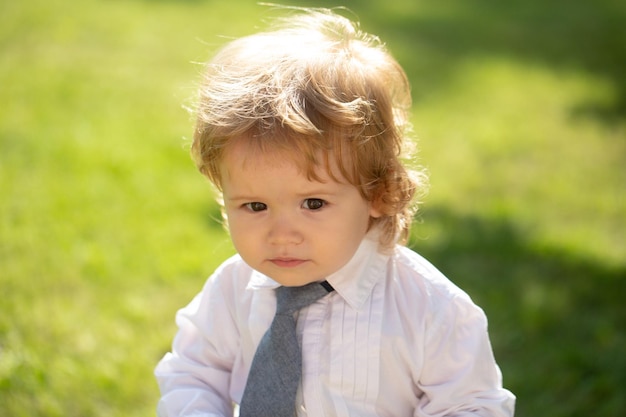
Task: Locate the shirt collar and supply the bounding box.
[246,229,389,310]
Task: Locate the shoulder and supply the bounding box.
[189,254,256,311]
[390,245,466,298]
[388,245,484,320]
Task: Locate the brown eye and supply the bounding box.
[302,198,325,210]
[245,202,267,212]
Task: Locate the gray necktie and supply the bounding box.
[239,281,335,417]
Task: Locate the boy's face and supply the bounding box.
[220,141,380,287]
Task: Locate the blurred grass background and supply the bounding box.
[0,0,624,416]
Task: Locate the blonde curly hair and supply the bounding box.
[191,8,428,248]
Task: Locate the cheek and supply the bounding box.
[330,205,372,243]
[228,226,256,261]
[224,213,250,245]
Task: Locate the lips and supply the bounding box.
[269,258,308,268]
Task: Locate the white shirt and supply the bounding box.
[155,233,515,417]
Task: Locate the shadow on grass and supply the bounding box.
[410,206,626,417]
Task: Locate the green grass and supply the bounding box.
[1,0,624,416]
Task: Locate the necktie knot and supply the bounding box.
[275,280,335,315]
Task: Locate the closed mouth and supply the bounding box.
[269,258,308,268]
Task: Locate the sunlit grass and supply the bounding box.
[1,0,625,416]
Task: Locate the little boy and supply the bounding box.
[155,8,515,417]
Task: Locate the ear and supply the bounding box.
[369,200,383,219]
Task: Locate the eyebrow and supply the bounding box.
[223,194,260,203]
[224,188,340,202]
[297,188,339,197]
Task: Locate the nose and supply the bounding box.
[267,212,303,246]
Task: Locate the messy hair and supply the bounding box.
[191,7,428,248]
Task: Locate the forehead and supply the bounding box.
[220,136,346,184]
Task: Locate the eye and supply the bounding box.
[302,198,326,210]
[244,202,267,212]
